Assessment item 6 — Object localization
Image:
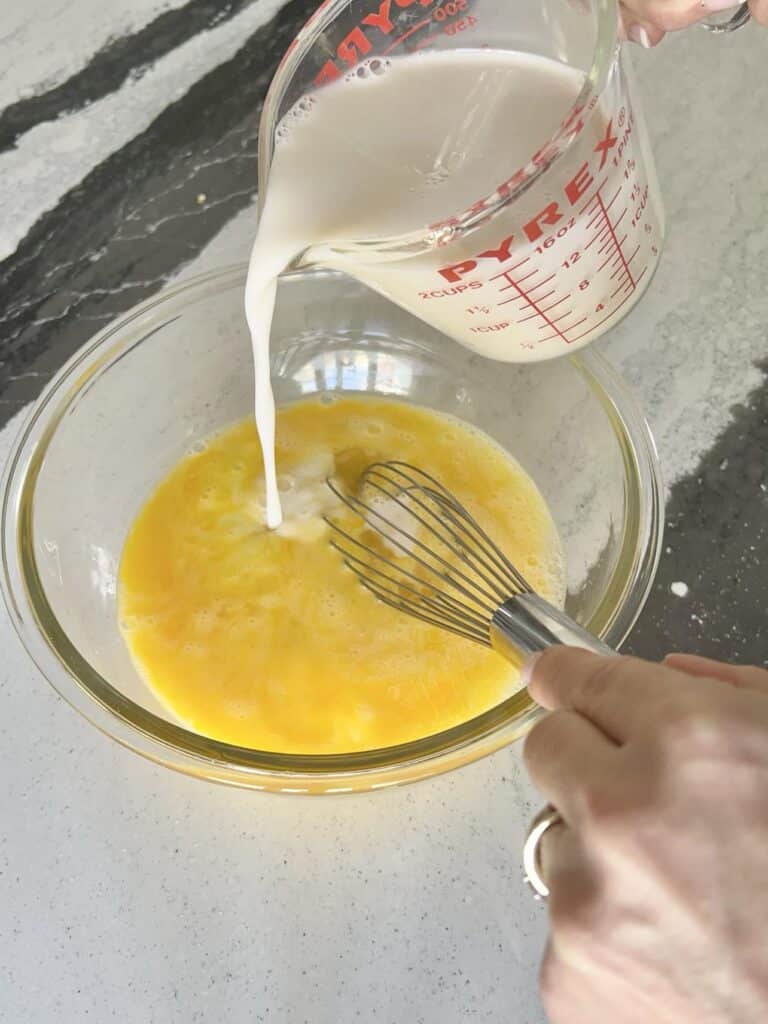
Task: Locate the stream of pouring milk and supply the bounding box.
[245,49,584,528]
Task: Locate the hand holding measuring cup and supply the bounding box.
[522,649,768,1024]
[621,0,764,48]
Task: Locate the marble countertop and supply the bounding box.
[1,3,765,1022]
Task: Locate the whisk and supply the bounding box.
[326,461,612,661]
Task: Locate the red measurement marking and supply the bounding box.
[383,19,432,54]
[539,294,572,313]
[568,289,635,343]
[411,30,443,52]
[508,268,537,287]
[594,119,618,171]
[543,310,575,327]
[597,236,615,256]
[588,190,636,289]
[490,258,530,281]
[578,177,608,215]
[612,209,627,231]
[527,273,556,292]
[491,269,571,341]
[626,244,640,265]
[597,253,614,273]
[567,316,588,332]
[603,186,622,212]
[586,227,611,251]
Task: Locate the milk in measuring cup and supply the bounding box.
[246,48,663,527]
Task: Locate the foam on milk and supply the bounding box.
[246,49,584,528]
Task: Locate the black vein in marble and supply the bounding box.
[0,0,318,420]
[627,360,767,666]
[0,0,262,154]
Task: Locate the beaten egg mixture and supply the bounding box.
[118,396,564,753]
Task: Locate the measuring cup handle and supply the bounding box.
[490,593,615,661]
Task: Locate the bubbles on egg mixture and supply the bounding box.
[192,607,218,635]
[321,590,342,620]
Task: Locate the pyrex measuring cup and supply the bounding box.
[258,0,664,363]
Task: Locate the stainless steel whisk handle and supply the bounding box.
[490,592,614,660]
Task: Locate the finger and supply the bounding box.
[620,4,667,45]
[751,0,768,25]
[524,708,618,826]
[538,826,602,957]
[664,653,768,695]
[625,0,734,32]
[539,940,600,1024]
[524,647,703,743]
[627,20,666,46]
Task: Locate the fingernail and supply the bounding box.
[703,0,743,9]
[520,652,542,689]
[628,24,652,47]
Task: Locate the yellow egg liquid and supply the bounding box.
[118,397,564,753]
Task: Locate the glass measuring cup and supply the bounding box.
[257,0,665,362]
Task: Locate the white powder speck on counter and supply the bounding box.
[671,581,689,598]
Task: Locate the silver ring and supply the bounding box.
[702,1,751,33]
[523,803,564,900]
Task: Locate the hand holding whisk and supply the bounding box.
[326,461,613,663]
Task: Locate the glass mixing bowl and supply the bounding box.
[1,266,663,792]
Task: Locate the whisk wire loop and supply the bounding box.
[325,460,533,647]
[361,473,503,608]
[326,477,498,614]
[329,531,492,640]
[376,463,531,596]
[365,466,512,603]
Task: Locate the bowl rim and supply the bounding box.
[1,264,664,790]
